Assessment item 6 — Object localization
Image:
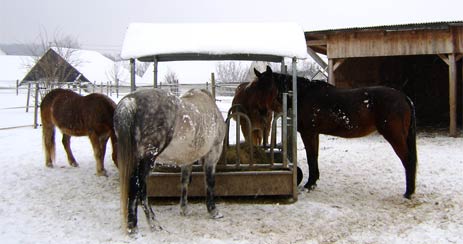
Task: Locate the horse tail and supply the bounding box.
[405,96,417,198]
[114,98,137,232]
[40,90,57,167]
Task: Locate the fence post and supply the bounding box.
[16,80,19,96]
[33,82,39,129]
[26,83,31,112]
[211,72,216,100]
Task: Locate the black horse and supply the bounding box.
[254,66,417,199]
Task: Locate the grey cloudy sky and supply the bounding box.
[1,0,462,54]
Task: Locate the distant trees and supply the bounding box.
[215,61,249,83]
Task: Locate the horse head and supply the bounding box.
[254,66,284,113]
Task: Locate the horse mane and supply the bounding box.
[272,72,333,93]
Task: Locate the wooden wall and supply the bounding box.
[327,28,463,59]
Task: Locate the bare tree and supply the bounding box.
[163,69,179,94]
[215,61,249,83]
[25,28,82,90]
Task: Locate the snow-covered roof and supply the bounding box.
[0,55,34,87]
[53,48,140,85]
[121,22,308,62]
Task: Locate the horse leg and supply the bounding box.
[203,146,223,219]
[89,133,107,176]
[42,124,56,168]
[379,127,416,198]
[180,164,193,216]
[62,134,79,167]
[127,164,140,234]
[301,132,320,190]
[138,158,162,231]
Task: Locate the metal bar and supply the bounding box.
[291,57,298,200]
[130,58,136,92]
[235,114,241,166]
[282,93,288,167]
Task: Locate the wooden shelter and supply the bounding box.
[120,22,308,200]
[305,21,463,136]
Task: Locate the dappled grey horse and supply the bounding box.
[114,88,226,235]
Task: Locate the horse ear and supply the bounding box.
[266,66,273,73]
[254,68,262,78]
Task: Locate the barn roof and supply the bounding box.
[307,21,463,35]
[21,48,89,84]
[21,48,140,86]
[120,22,308,62]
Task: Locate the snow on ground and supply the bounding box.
[0,89,462,243]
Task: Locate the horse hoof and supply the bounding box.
[46,163,53,168]
[127,226,139,236]
[70,162,79,167]
[209,209,224,219]
[97,170,108,177]
[150,223,163,232]
[403,193,413,199]
[304,183,317,191]
[180,206,191,216]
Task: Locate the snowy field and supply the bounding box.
[0,88,462,244]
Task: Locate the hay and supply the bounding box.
[219,142,272,165]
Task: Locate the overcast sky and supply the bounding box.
[2,0,462,54]
[1,0,462,83]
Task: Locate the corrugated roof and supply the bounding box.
[306,21,463,35]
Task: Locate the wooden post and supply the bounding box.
[210,73,216,100]
[449,54,458,137]
[33,82,39,129]
[153,57,158,88]
[26,83,31,112]
[16,80,19,96]
[328,59,335,85]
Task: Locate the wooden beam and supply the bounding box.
[332,58,345,71]
[328,59,335,85]
[449,53,458,137]
[438,54,449,65]
[307,47,327,69]
[306,39,327,46]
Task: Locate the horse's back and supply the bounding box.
[299,85,412,138]
[159,89,226,164]
[42,89,116,136]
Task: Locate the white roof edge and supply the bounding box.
[120,22,308,61]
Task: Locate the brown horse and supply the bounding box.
[40,88,118,176]
[231,73,281,146]
[254,66,417,199]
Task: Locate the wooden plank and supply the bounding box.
[147,170,295,198]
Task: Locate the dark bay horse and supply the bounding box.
[114,88,226,234]
[231,78,281,146]
[40,88,118,176]
[254,66,417,199]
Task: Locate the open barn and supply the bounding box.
[305,21,463,136]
